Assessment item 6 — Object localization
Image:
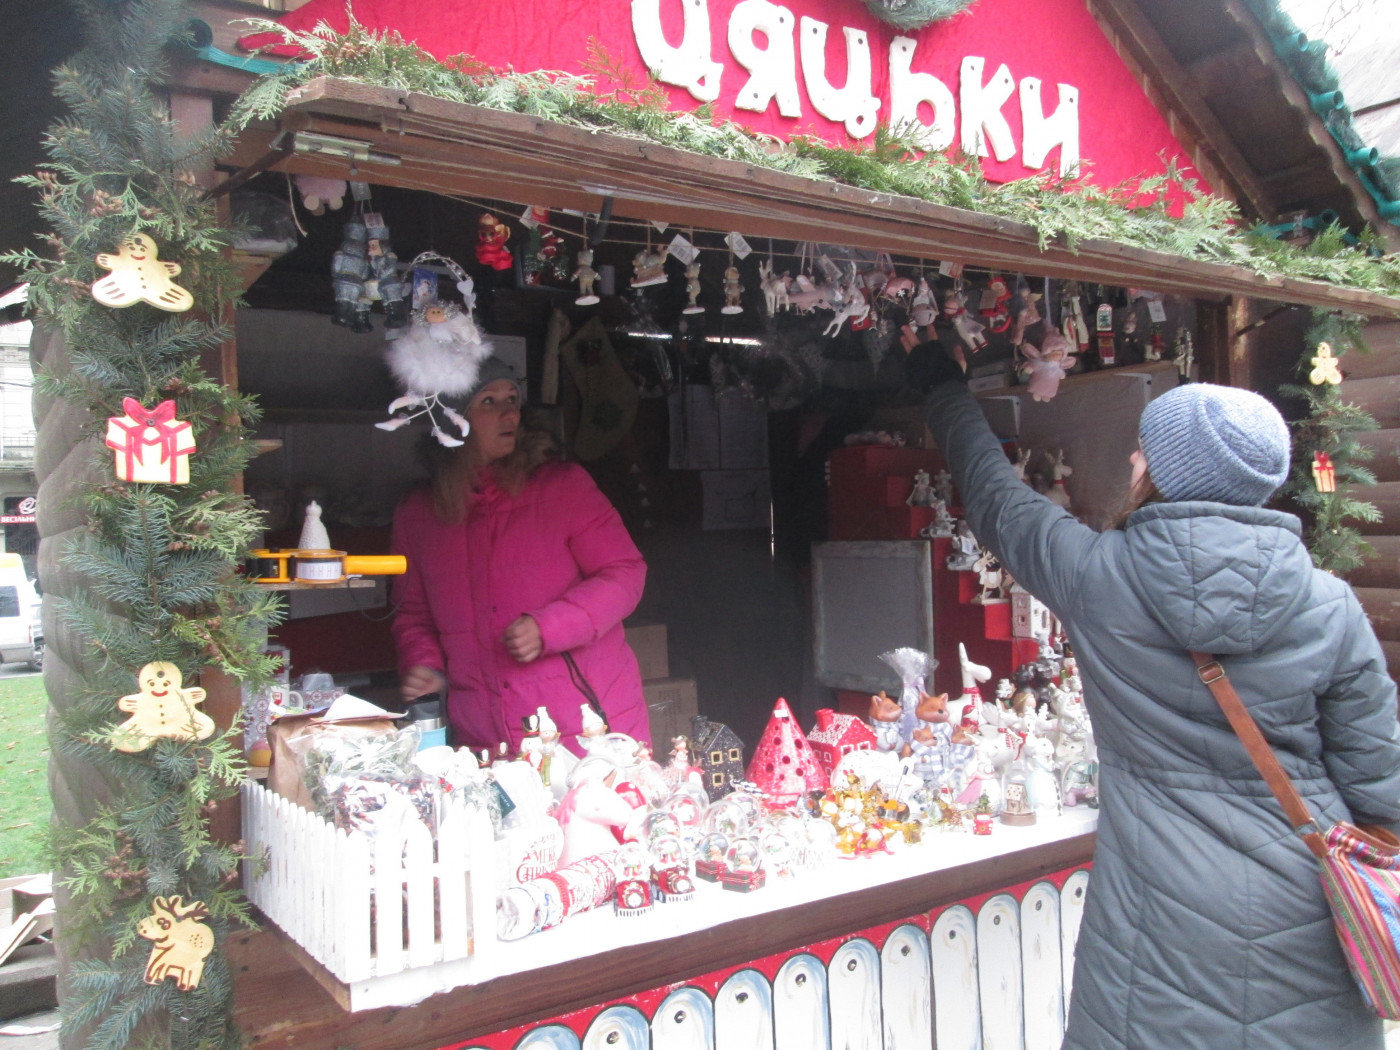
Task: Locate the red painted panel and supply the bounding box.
[240,0,1207,200]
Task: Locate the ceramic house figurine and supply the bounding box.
[806,709,877,776]
[1000,762,1036,826]
[691,715,745,801]
[1010,581,1054,643]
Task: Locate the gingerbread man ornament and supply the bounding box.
[111,662,215,752]
[91,234,194,313]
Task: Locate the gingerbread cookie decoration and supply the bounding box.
[91,234,194,313]
[138,896,214,991]
[111,662,215,752]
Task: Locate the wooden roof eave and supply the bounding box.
[216,76,1400,318]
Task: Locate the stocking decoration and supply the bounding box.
[745,698,825,803]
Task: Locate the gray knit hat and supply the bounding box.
[1138,383,1290,506]
[459,355,523,407]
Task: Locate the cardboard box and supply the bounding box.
[644,676,697,748]
[625,623,669,681]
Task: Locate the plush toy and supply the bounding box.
[1018,330,1077,402]
[91,234,193,313]
[294,174,347,215]
[111,662,215,752]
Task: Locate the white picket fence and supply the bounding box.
[241,782,498,986]
[456,869,1091,1050]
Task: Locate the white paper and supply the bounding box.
[938,260,964,278]
[651,219,670,234]
[726,232,753,259]
[702,470,771,530]
[518,206,540,229]
[1147,299,1167,323]
[667,233,699,264]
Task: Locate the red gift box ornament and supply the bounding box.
[105,398,196,484]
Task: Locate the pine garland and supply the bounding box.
[1281,311,1381,574]
[1,0,281,1045]
[228,18,1400,298]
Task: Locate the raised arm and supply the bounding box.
[924,379,1098,618]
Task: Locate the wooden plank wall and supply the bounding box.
[1342,320,1400,679]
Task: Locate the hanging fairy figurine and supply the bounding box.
[377,251,494,447]
[721,250,744,314]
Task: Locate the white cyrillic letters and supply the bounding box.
[960,55,1016,162]
[631,0,724,102]
[729,0,802,118]
[799,17,879,139]
[1020,78,1080,176]
[888,35,955,151]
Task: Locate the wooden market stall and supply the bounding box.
[27,0,1400,1046]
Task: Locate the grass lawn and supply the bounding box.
[0,673,49,879]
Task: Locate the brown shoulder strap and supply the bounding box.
[1190,652,1328,860]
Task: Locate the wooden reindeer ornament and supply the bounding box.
[138,896,215,991]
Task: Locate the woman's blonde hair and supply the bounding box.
[426,414,558,524]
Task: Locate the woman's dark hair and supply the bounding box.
[422,409,559,524]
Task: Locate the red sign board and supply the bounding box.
[243,0,1207,200]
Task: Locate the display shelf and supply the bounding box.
[969,358,1179,400]
[254,578,379,592]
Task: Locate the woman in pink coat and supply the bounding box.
[391,357,649,754]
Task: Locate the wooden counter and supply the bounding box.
[230,811,1096,1049]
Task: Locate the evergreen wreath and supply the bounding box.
[861,0,980,32]
[2,0,281,1045]
[1280,310,1381,575]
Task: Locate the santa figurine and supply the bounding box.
[475,212,513,271]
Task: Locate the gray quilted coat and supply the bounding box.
[926,383,1400,1050]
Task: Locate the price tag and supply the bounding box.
[349,181,372,202]
[938,260,965,278]
[1147,299,1167,323]
[667,234,698,264]
[980,288,1000,310]
[651,219,670,234]
[726,232,752,259]
[519,206,540,229]
[1096,303,1114,332]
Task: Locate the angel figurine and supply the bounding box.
[1018,330,1076,402]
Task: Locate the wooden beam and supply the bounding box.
[223,79,1400,318]
[1184,41,1271,98]
[1084,0,1279,221]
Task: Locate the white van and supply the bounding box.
[0,553,42,670]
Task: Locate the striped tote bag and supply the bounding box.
[1192,652,1400,1019]
[1318,823,1400,1018]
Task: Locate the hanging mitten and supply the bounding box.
[331,219,371,332]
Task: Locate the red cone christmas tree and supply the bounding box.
[746,698,827,802]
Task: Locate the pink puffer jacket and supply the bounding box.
[391,460,649,753]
